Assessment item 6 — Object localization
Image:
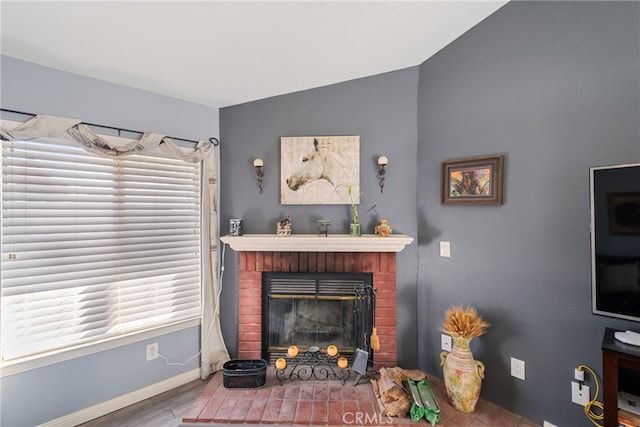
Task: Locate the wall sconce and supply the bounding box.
[377,155,388,193]
[253,158,264,194]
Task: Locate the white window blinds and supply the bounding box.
[1,137,202,361]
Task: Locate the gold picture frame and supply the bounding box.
[441,154,504,205]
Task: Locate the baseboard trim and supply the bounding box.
[40,368,201,427]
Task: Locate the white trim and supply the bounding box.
[220,233,414,252]
[39,368,201,427]
[1,318,201,377]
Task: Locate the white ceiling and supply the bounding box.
[1,1,507,108]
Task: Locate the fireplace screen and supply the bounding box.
[268,297,355,349]
[263,272,373,359]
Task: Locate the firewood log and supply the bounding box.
[371,367,411,417]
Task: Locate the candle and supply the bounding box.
[337,357,348,369]
[287,345,299,358]
[327,345,338,357]
[276,357,287,370]
[253,158,264,167]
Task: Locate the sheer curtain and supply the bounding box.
[1,114,229,377]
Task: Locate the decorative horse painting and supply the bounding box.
[281,136,360,205]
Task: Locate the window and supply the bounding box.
[1,137,202,361]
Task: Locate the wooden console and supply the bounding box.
[602,327,640,427]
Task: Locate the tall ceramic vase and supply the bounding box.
[440,337,485,413]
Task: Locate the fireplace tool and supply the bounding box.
[353,283,378,385]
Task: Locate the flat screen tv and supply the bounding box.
[590,163,640,323]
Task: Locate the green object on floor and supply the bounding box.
[407,378,440,425]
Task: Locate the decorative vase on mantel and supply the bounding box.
[440,337,485,413]
[349,223,361,236]
[439,305,490,413]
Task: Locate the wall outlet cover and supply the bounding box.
[439,241,451,258]
[441,334,452,352]
[571,381,590,406]
[511,357,525,380]
[146,342,159,361]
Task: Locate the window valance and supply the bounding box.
[1,114,214,163]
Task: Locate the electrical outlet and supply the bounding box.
[511,357,525,380]
[441,334,452,352]
[572,381,590,406]
[439,241,451,258]
[146,342,158,361]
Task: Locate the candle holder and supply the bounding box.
[377,155,388,193]
[253,158,264,194]
[275,345,351,384]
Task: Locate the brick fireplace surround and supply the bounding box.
[237,250,398,367]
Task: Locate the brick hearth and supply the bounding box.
[236,251,397,367]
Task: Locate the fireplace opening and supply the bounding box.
[262,272,374,363]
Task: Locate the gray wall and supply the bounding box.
[219,67,420,364]
[417,2,639,426]
[220,1,640,426]
[0,56,218,426]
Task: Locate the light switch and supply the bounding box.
[440,241,451,257]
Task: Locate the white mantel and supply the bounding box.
[220,233,414,252]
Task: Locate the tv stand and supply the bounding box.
[602,327,640,427]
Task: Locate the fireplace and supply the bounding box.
[234,250,400,368]
[263,272,374,362]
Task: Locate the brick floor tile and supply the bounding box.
[244,398,268,423]
[328,381,344,400]
[255,387,272,399]
[313,381,329,400]
[278,399,298,424]
[212,398,238,423]
[269,384,287,399]
[294,399,313,424]
[299,382,316,400]
[180,396,209,423]
[311,399,328,424]
[343,398,360,416]
[328,399,345,425]
[228,398,253,423]
[261,398,283,423]
[180,373,536,426]
[284,382,301,400]
[196,397,225,423]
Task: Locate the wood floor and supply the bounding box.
[78,378,210,427]
[78,373,541,427]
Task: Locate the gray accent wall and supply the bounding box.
[0,56,218,426]
[220,1,640,426]
[417,1,639,426]
[219,67,420,364]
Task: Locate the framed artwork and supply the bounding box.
[608,192,640,235]
[281,136,360,205]
[441,154,504,205]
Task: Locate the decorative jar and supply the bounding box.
[440,337,485,413]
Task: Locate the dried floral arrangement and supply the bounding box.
[440,305,490,339]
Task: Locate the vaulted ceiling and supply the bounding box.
[1,1,507,107]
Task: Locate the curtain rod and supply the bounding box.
[0,108,220,147]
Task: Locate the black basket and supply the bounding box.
[222,359,267,389]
